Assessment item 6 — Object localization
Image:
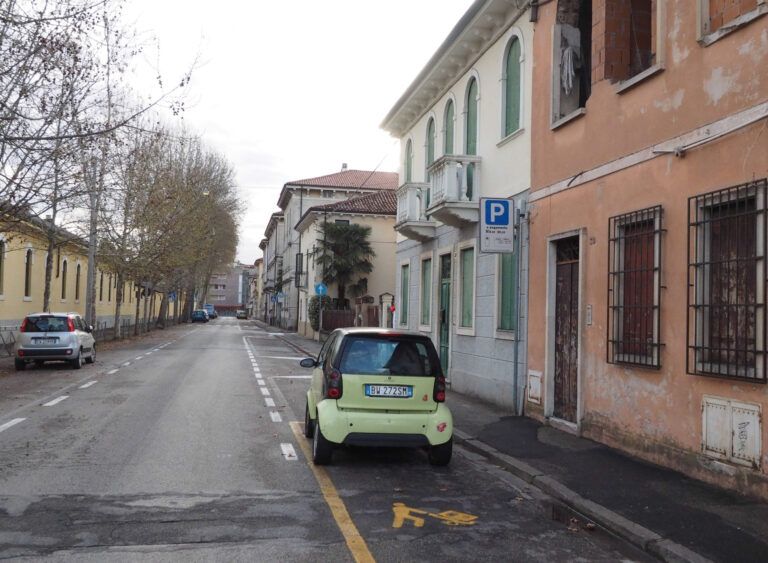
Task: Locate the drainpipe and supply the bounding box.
[512,199,527,415]
[529,0,554,23]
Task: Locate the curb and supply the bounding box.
[264,325,710,563]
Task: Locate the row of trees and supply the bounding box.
[0,0,240,335]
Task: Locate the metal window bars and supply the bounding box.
[607,205,663,368]
[687,179,767,383]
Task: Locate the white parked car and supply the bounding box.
[15,313,96,370]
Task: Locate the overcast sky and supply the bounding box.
[127,0,472,264]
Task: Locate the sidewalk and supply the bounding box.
[255,321,768,563]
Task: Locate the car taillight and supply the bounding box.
[326,368,343,399]
[20,318,28,332]
[67,318,75,332]
[433,376,446,403]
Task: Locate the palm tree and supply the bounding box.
[315,221,375,308]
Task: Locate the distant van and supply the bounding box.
[203,304,217,318]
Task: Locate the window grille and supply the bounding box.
[687,179,767,383]
[607,206,663,368]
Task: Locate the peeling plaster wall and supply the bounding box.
[528,0,768,498]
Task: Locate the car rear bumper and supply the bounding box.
[316,401,453,447]
[17,347,76,359]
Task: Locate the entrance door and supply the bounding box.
[554,237,579,423]
[439,254,451,373]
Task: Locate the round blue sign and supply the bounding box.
[270,295,277,302]
[315,283,327,296]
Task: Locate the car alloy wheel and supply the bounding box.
[86,346,96,364]
[71,352,83,370]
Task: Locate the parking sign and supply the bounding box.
[479,198,515,253]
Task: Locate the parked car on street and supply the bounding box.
[301,327,452,466]
[236,310,247,319]
[191,309,209,323]
[15,312,96,371]
[203,304,217,318]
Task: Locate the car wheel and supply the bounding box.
[428,438,453,466]
[304,402,314,438]
[312,418,333,465]
[14,359,25,371]
[71,351,83,370]
[86,345,96,364]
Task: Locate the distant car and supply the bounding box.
[236,310,247,319]
[301,328,452,466]
[15,312,96,371]
[191,309,209,323]
[203,304,217,318]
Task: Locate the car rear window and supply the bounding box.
[338,336,440,377]
[23,316,69,333]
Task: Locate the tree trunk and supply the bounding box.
[134,288,141,336]
[43,234,55,313]
[113,272,123,340]
[142,289,149,333]
[156,295,168,329]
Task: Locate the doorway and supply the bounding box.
[553,236,579,423]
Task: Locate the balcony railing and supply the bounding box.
[396,182,430,223]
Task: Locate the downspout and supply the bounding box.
[297,189,303,330]
[529,0,554,23]
[513,199,527,415]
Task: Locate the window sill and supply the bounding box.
[699,6,768,47]
[551,108,586,131]
[418,324,432,333]
[614,64,664,94]
[497,127,525,148]
[494,328,517,341]
[23,297,32,302]
[610,354,659,369]
[456,325,475,337]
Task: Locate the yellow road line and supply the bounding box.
[289,421,375,563]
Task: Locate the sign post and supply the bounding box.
[479,198,515,253]
[315,283,327,336]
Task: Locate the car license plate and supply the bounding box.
[33,338,57,344]
[365,384,412,398]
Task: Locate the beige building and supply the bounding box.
[294,190,398,339]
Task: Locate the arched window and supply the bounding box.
[24,249,33,297]
[75,263,81,301]
[465,78,478,200]
[425,118,435,207]
[61,260,68,299]
[405,138,413,182]
[443,99,455,154]
[503,37,522,136]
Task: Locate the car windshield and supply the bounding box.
[23,316,69,333]
[338,336,439,377]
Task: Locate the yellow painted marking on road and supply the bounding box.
[392,503,477,528]
[289,421,375,563]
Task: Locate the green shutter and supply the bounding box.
[499,252,517,330]
[421,259,431,325]
[426,119,435,182]
[444,100,454,154]
[466,79,478,155]
[400,264,409,325]
[460,248,474,327]
[405,139,413,182]
[505,39,521,136]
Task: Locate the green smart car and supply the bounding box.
[300,328,453,466]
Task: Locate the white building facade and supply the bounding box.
[381,0,533,412]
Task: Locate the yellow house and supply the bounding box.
[294,190,397,338]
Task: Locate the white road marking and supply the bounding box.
[272,375,313,379]
[265,398,275,407]
[122,362,131,367]
[79,381,97,389]
[280,443,297,460]
[258,380,266,387]
[43,396,69,407]
[270,411,282,422]
[0,418,26,433]
[135,356,144,360]
[260,387,271,396]
[107,369,119,375]
[253,356,304,360]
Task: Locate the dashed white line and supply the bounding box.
[43,396,69,407]
[260,387,271,396]
[265,398,275,407]
[79,381,97,389]
[122,362,131,367]
[270,411,282,422]
[107,369,119,375]
[280,443,297,461]
[135,355,144,360]
[0,418,26,433]
[257,379,266,386]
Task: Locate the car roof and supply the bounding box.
[25,312,79,317]
[332,327,429,338]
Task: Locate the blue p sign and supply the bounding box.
[485,200,509,225]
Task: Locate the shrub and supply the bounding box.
[308,295,333,331]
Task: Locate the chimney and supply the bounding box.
[341,163,348,171]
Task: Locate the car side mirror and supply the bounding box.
[88,325,93,333]
[300,358,317,368]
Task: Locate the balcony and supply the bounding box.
[295,271,307,288]
[395,182,436,242]
[426,154,482,227]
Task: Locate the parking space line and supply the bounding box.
[107,369,119,375]
[122,362,131,367]
[289,421,374,563]
[265,398,275,407]
[260,387,271,396]
[0,418,26,434]
[79,381,97,389]
[280,442,297,460]
[270,411,282,422]
[43,396,69,407]
[258,380,266,386]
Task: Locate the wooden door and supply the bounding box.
[554,237,579,422]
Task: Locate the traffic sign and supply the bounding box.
[479,198,515,253]
[270,295,277,303]
[315,283,327,295]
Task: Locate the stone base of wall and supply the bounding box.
[580,414,768,502]
[450,369,522,412]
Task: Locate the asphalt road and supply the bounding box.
[0,318,650,561]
